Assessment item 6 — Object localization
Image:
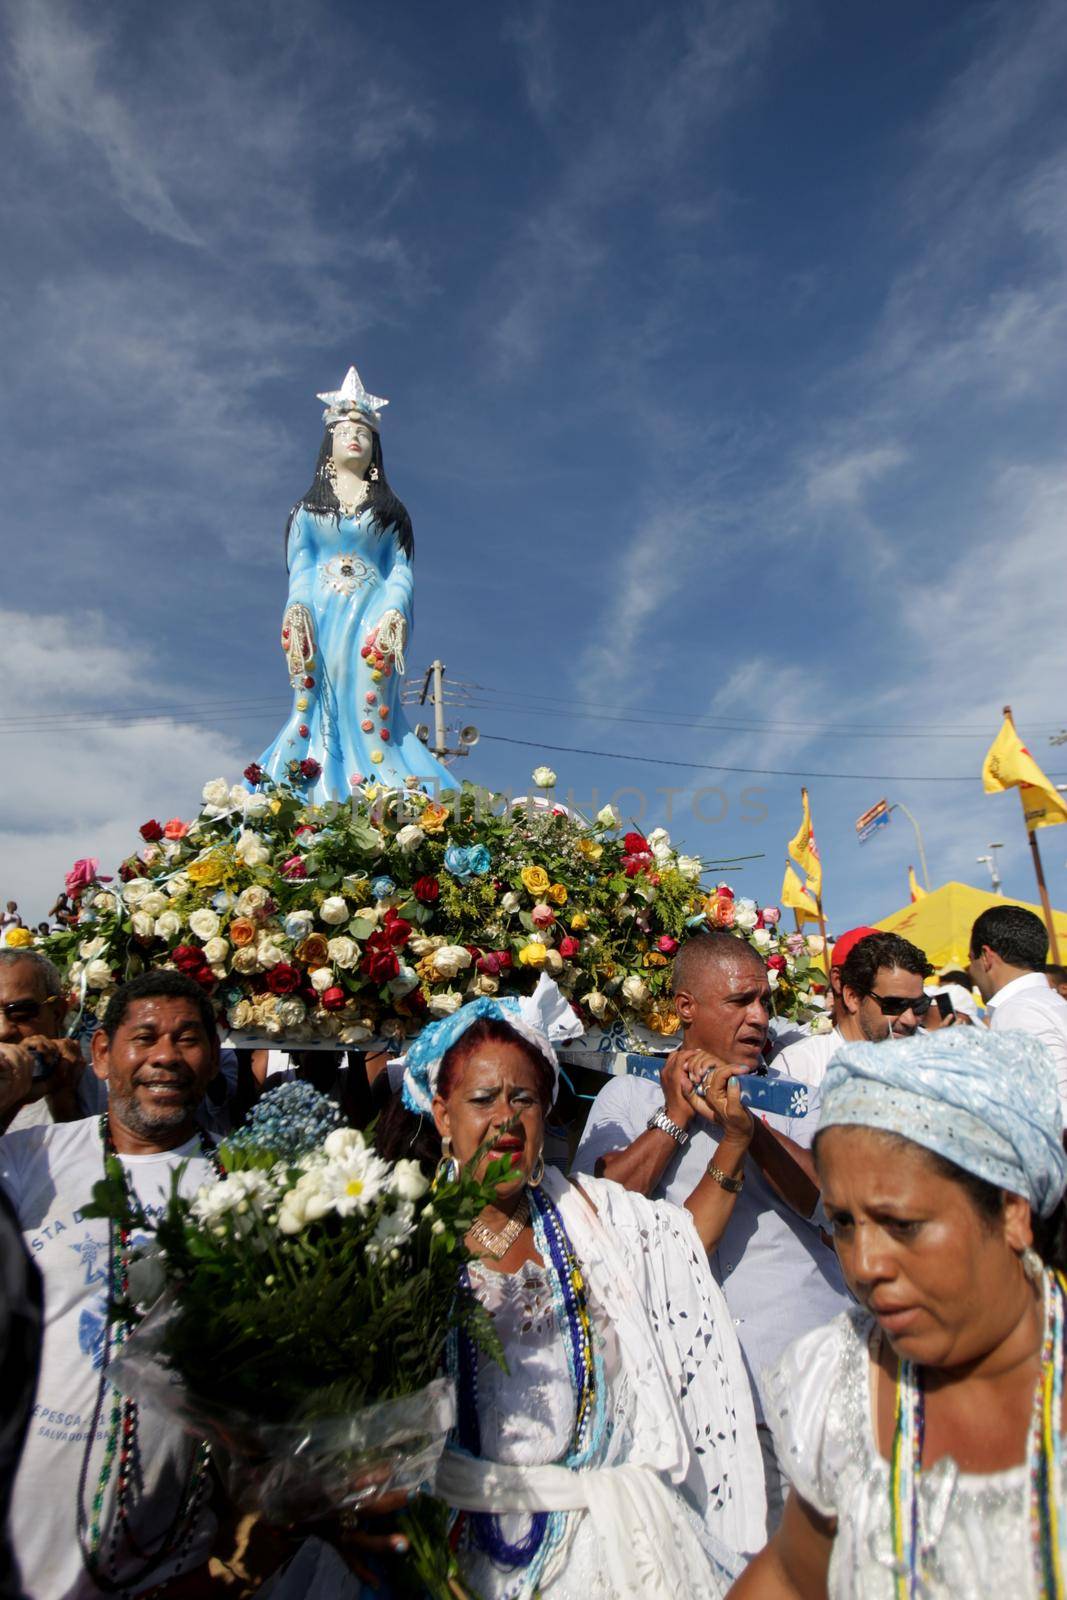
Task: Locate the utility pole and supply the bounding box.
[888,802,931,890]
[414,660,479,763]
[976,844,1004,894]
[431,660,447,759]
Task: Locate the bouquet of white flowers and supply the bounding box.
[85,1082,505,1597]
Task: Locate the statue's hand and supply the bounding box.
[281,603,315,678]
[374,609,407,676]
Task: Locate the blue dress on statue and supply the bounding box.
[258,506,454,803]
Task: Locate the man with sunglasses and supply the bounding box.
[0,950,83,1135]
[836,930,932,1040]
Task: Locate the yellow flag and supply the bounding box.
[787,787,823,901]
[780,863,821,924]
[908,865,926,902]
[982,715,1067,831]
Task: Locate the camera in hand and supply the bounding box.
[29,1048,56,1083]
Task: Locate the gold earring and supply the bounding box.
[433,1135,455,1191]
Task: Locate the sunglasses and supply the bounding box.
[865,989,932,1018]
[0,997,58,1024]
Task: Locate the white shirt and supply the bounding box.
[987,971,1067,1119]
[772,1026,846,1092]
[0,1117,216,1598]
[572,1065,849,1422]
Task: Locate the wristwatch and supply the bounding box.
[706,1161,744,1194]
[646,1108,689,1148]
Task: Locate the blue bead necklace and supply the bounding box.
[450,1184,606,1597]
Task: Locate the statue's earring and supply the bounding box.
[368,464,380,482]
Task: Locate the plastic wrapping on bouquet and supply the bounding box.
[107,1291,456,1524]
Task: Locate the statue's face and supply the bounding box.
[331,416,374,477]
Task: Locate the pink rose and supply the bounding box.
[281,856,307,880]
[531,903,556,929]
[64,858,101,898]
[163,818,189,840]
[655,935,679,955]
[761,906,781,927]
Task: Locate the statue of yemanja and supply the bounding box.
[257,366,454,801]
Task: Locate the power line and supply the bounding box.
[477,731,1055,783]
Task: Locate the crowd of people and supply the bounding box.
[0,899,1066,1597]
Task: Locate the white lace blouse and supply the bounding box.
[765,1308,1032,1598]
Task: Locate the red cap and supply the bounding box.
[830,926,880,971]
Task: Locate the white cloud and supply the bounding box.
[0,609,248,921]
[805,445,907,512]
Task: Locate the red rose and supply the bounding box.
[360,933,400,983]
[321,985,347,1011]
[623,832,649,855]
[766,954,787,972]
[622,852,653,878]
[496,950,513,971]
[299,758,322,781]
[715,883,735,901]
[656,935,679,956]
[298,724,310,739]
[281,856,307,880]
[382,910,412,948]
[172,945,205,974]
[293,824,316,838]
[139,819,164,842]
[119,862,139,882]
[266,963,302,995]
[192,967,216,990]
[413,876,440,905]
[243,762,265,785]
[559,936,580,959]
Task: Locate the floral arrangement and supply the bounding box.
[86,1081,507,1597]
[42,767,825,1046]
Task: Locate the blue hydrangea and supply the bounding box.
[224,1081,344,1164]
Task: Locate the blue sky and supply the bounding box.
[2,0,1066,933]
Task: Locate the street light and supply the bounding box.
[977,843,1004,895]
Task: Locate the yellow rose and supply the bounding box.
[4,927,32,949]
[569,912,590,932]
[578,838,603,862]
[646,1000,681,1037]
[370,750,384,765]
[547,882,568,906]
[187,852,227,887]
[296,934,330,967]
[518,942,548,968]
[520,866,551,897]
[644,951,668,967]
[421,803,449,835]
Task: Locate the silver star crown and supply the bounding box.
[317,365,389,429]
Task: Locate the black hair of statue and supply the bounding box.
[285,426,414,564]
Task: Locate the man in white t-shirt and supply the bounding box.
[0,970,221,1599]
[0,948,86,1135]
[776,930,933,1091]
[969,904,1067,1120]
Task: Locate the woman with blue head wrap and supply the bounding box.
[376,977,766,1599]
[731,1026,1067,1600]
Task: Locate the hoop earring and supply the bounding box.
[433,1136,457,1191]
[528,1153,545,1188]
[368,464,379,482]
[1021,1246,1044,1285]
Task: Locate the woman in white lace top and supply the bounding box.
[380,977,766,1600]
[729,1026,1067,1599]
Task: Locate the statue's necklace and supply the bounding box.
[326,463,369,518]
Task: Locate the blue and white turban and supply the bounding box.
[392,974,584,1116]
[820,1026,1067,1218]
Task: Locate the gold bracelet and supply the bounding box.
[706,1161,744,1194]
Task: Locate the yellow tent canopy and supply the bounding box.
[875,881,1067,972]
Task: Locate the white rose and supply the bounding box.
[408,934,441,957]
[319,896,350,926]
[236,885,271,915]
[471,972,499,996]
[154,911,182,941]
[675,855,701,882]
[326,936,359,970]
[131,911,155,938]
[750,927,772,951]
[275,997,307,1030]
[432,944,472,979]
[531,765,557,789]
[595,805,618,828]
[353,905,381,927]
[586,989,610,1019]
[810,1012,833,1034]
[767,967,781,990]
[123,878,153,905]
[235,832,271,868]
[188,909,220,940]
[202,778,231,809]
[310,967,335,993]
[85,958,113,989]
[79,936,106,959]
[166,873,191,898]
[227,998,256,1030]
[394,824,425,853]
[203,936,229,965]
[733,899,758,933]
[139,891,168,917]
[243,790,270,819]
[390,1159,430,1202]
[93,892,118,914]
[543,949,564,976]
[338,1022,372,1044]
[232,947,259,975]
[255,937,284,969]
[621,974,650,1006]
[646,827,672,861]
[500,892,520,914]
[427,989,463,1018]
[229,784,250,810]
[161,840,182,863]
